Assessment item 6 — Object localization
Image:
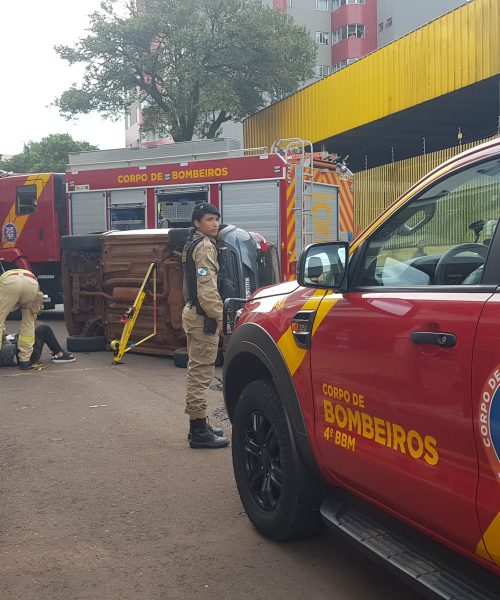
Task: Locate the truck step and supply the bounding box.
[320,495,499,600]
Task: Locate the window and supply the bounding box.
[332,0,365,8]
[332,58,357,72]
[358,157,500,287]
[316,31,330,45]
[386,17,393,27]
[16,185,37,215]
[315,65,331,77]
[316,0,329,11]
[332,24,365,44]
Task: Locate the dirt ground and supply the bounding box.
[0,310,424,600]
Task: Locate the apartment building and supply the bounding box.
[269,0,468,78]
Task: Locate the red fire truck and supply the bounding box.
[0,172,66,308]
[0,138,354,306]
[66,138,355,280]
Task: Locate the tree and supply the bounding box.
[55,0,316,142]
[0,134,97,173]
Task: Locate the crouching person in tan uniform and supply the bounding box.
[0,269,44,369]
[182,203,229,449]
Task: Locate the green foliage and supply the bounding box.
[0,134,97,173]
[55,0,316,141]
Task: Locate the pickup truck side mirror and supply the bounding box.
[297,242,349,290]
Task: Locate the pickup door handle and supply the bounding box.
[410,331,456,347]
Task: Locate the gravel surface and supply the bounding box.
[0,309,424,600]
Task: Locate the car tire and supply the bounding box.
[67,335,106,353]
[7,308,22,321]
[61,234,102,252]
[174,347,223,368]
[215,348,224,367]
[173,348,189,368]
[232,379,324,541]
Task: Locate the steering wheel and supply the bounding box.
[434,243,488,285]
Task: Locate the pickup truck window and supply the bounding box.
[359,157,500,287]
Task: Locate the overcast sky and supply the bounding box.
[1,1,126,156]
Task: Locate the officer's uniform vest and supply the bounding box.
[182,233,209,317]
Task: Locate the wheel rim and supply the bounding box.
[243,411,282,512]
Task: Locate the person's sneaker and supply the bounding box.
[18,360,32,370]
[189,422,230,449]
[52,352,76,364]
[187,421,224,441]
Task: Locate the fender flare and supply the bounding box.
[223,322,321,476]
[0,248,31,270]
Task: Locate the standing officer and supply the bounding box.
[0,268,44,369]
[182,203,229,449]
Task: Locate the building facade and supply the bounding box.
[377,0,469,48]
[269,0,468,79]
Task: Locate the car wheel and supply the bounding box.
[173,348,189,368]
[6,308,22,321]
[232,379,324,541]
[61,234,102,252]
[215,348,224,367]
[67,335,106,353]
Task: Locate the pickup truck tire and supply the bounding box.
[174,348,224,368]
[173,348,189,368]
[232,379,324,541]
[67,335,106,353]
[60,234,102,252]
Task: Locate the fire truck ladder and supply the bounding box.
[271,138,314,256]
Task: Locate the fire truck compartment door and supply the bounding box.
[310,183,339,243]
[70,192,107,235]
[109,189,146,206]
[220,180,280,246]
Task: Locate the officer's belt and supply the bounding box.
[0,271,37,284]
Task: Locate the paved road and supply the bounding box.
[0,310,424,600]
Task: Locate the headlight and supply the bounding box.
[234,308,244,327]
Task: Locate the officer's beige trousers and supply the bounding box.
[182,305,219,420]
[0,273,41,361]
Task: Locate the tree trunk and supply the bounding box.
[206,111,229,139]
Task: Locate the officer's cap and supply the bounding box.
[192,203,220,224]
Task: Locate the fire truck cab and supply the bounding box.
[0,172,66,308]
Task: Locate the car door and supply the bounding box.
[310,153,500,554]
[472,228,500,567]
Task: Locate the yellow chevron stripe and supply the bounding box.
[476,513,500,566]
[277,290,337,376]
[1,174,50,249]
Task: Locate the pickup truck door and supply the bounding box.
[309,154,500,556]
[472,292,500,568]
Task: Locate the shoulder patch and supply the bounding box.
[196,267,208,276]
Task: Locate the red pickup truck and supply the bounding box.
[223,138,500,598]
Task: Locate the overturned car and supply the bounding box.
[60,225,279,361]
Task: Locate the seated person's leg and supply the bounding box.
[32,325,76,363]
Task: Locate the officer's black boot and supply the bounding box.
[189,418,229,449]
[18,360,32,370]
[187,419,224,441]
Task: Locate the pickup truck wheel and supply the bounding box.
[67,335,106,353]
[232,379,323,541]
[173,348,189,368]
[61,234,102,252]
